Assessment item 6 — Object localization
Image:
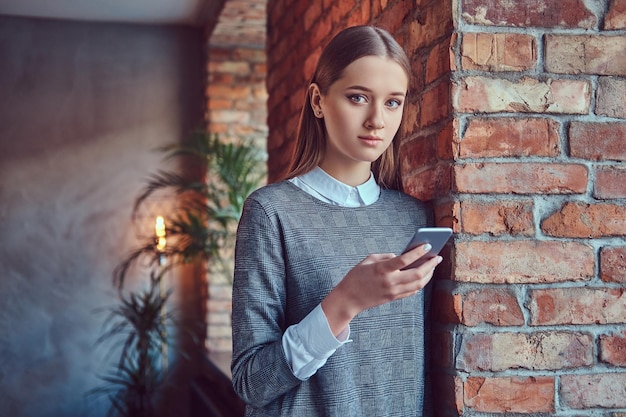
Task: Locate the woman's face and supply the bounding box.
[311,55,408,184]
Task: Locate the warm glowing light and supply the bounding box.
[155,216,166,251]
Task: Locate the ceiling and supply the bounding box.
[0,0,267,45]
[0,0,214,26]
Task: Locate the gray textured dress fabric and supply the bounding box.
[231,181,432,416]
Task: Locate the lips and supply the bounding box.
[358,135,383,146]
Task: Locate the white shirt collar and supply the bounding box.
[289,166,380,207]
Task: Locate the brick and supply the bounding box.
[545,35,626,76]
[208,60,251,75]
[600,331,626,366]
[460,199,534,236]
[460,288,525,326]
[208,282,233,300]
[596,167,626,199]
[232,47,266,64]
[303,1,321,30]
[208,324,233,338]
[464,376,554,413]
[570,122,626,161]
[375,0,413,35]
[454,241,595,284]
[345,1,370,27]
[437,120,455,160]
[403,162,452,201]
[560,373,626,408]
[330,0,356,20]
[426,40,452,84]
[461,32,536,71]
[251,64,267,80]
[303,48,321,83]
[433,199,460,231]
[454,76,591,114]
[208,45,232,59]
[457,117,560,158]
[601,246,626,283]
[541,202,626,238]
[458,331,593,371]
[206,299,232,314]
[206,338,233,352]
[206,84,251,100]
[208,72,235,84]
[453,163,588,194]
[207,98,234,110]
[207,110,250,124]
[401,135,438,175]
[432,288,462,324]
[596,77,626,118]
[308,15,332,52]
[208,123,228,133]
[206,311,231,326]
[606,0,626,30]
[252,84,268,100]
[420,81,450,127]
[529,287,626,325]
[406,0,454,53]
[461,0,596,28]
[401,100,419,137]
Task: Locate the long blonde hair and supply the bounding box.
[282,26,411,191]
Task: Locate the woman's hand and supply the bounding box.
[321,244,441,337]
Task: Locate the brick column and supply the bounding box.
[205,0,268,354]
[436,0,626,414]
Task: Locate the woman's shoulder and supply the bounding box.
[380,188,429,208]
[379,189,434,223]
[244,181,309,212]
[247,180,297,202]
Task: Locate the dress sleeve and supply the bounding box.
[230,196,302,407]
[282,303,351,380]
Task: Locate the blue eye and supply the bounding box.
[387,99,402,109]
[349,94,367,104]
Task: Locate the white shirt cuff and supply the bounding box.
[282,303,351,380]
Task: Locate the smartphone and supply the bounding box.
[401,227,453,270]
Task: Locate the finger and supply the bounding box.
[385,243,432,272]
[394,255,442,285]
[361,253,396,265]
[394,268,435,298]
[399,259,441,294]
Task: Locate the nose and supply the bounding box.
[365,103,384,130]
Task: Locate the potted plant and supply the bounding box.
[90,132,263,417]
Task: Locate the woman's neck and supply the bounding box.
[319,160,372,187]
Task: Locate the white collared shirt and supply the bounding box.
[283,167,381,380]
[289,166,380,207]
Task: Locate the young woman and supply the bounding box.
[231,26,439,416]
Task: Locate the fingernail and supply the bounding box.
[436,256,443,264]
[423,244,432,252]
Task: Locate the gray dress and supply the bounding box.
[231,181,432,416]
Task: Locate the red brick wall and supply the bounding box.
[265,0,626,415]
[441,0,626,414]
[206,46,267,144]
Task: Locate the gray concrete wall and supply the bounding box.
[0,16,204,417]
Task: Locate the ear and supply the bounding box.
[309,83,324,118]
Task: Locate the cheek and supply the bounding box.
[325,107,354,134]
[387,112,403,136]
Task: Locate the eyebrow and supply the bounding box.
[346,85,406,97]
